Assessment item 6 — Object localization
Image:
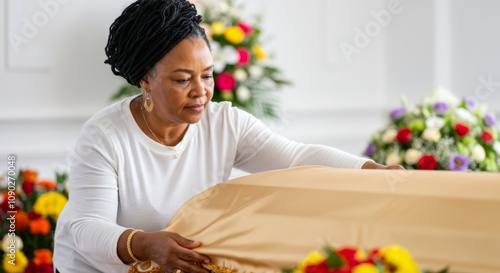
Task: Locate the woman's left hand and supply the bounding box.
[361,161,405,170]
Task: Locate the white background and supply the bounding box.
[1,0,499,178]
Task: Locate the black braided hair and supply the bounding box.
[104,0,210,87]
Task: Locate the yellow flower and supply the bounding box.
[211,21,226,36]
[379,245,420,273]
[252,44,267,60]
[353,263,379,273]
[294,250,325,273]
[33,191,68,220]
[3,251,28,273]
[224,26,245,44]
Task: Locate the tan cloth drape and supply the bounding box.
[132,166,500,273]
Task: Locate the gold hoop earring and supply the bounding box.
[143,92,154,112]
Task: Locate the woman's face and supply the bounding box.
[140,37,214,125]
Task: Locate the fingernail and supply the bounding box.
[204,259,210,264]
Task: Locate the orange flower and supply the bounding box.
[23,169,37,182]
[15,210,29,231]
[34,249,53,265]
[37,179,57,190]
[29,217,51,235]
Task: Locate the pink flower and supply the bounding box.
[236,48,251,66]
[237,22,253,34]
[216,72,236,91]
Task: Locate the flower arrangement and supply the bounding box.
[111,0,291,118]
[0,169,68,273]
[364,87,500,171]
[283,245,448,273]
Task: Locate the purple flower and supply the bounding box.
[464,96,477,111]
[364,143,377,157]
[433,101,448,115]
[484,113,498,127]
[449,154,470,171]
[390,107,406,120]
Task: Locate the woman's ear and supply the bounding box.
[139,72,152,92]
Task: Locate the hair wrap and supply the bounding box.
[104,0,208,87]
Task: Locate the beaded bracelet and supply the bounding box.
[127,229,144,263]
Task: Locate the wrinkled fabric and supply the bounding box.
[132,166,500,273]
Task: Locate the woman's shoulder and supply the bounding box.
[81,96,135,133]
[206,101,255,121]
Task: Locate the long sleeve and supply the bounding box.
[68,120,127,265]
[233,110,370,173]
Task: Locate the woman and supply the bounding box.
[53,0,402,272]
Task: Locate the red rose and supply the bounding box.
[237,22,253,34]
[454,122,470,137]
[417,154,438,170]
[481,130,494,144]
[305,262,329,273]
[396,127,412,143]
[28,210,42,220]
[236,48,251,66]
[0,201,20,213]
[25,261,54,273]
[215,72,236,91]
[22,181,35,195]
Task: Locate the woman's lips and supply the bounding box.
[186,104,205,112]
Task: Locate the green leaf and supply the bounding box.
[323,246,344,269]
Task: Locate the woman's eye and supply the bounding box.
[203,74,213,80]
[177,79,190,84]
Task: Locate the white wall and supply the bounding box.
[1,0,499,178]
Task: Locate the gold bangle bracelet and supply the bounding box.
[127,229,144,263]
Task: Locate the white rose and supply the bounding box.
[249,65,263,79]
[215,1,229,13]
[382,129,397,144]
[471,144,486,162]
[455,108,477,123]
[212,45,238,72]
[386,152,402,166]
[410,107,421,116]
[426,116,445,129]
[236,86,251,102]
[404,149,422,165]
[2,234,23,253]
[425,86,460,106]
[229,8,241,18]
[233,68,248,82]
[493,141,500,155]
[422,128,441,142]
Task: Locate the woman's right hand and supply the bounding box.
[135,231,211,273]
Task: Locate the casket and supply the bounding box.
[132,166,500,273]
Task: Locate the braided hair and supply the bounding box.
[104,0,210,87]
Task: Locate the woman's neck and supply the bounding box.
[132,96,189,146]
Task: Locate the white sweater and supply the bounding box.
[53,96,369,272]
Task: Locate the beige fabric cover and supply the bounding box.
[132,166,500,273]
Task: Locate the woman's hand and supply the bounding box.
[361,160,405,170]
[134,231,210,273]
